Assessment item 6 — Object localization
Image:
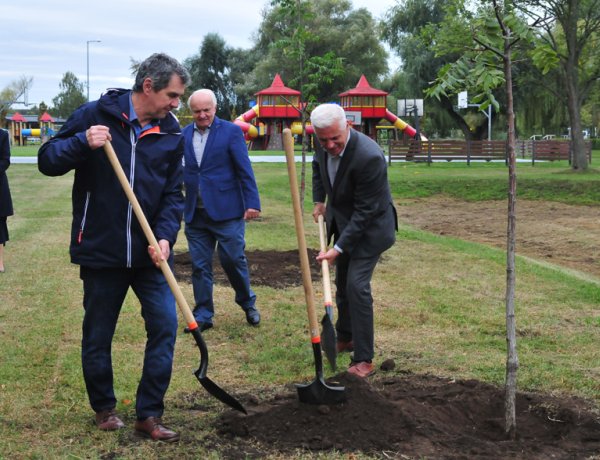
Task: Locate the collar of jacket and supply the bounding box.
[97,88,182,135]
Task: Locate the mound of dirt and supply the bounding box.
[173,199,600,458]
[214,371,600,458]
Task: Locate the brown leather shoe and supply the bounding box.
[134,416,180,442]
[348,361,375,378]
[95,409,125,431]
[336,340,354,353]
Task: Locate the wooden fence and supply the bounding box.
[388,139,592,165]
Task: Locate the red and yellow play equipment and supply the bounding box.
[233,73,422,147]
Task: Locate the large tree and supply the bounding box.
[521,0,600,169]
[185,33,236,120]
[382,0,505,139]
[52,72,86,118]
[251,0,388,101]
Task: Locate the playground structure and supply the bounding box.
[339,74,419,139]
[235,74,421,150]
[235,74,304,150]
[6,111,57,145]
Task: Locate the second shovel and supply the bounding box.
[317,214,337,371]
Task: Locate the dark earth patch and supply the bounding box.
[211,372,600,459]
[173,245,600,459]
[173,248,320,289]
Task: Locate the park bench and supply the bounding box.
[523,140,592,164]
[389,139,592,165]
[388,139,507,165]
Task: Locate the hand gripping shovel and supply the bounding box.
[317,214,337,371]
[103,140,246,414]
[282,129,346,405]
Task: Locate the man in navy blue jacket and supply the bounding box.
[38,53,189,442]
[182,89,261,332]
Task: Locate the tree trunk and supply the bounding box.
[503,26,519,440]
[562,0,588,170]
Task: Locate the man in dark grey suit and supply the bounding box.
[311,103,397,378]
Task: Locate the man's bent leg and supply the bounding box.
[215,218,256,310]
[184,211,217,323]
[346,254,380,363]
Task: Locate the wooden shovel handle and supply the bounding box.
[317,215,333,307]
[103,140,197,330]
[283,129,320,342]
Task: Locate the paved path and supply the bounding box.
[11,156,312,164]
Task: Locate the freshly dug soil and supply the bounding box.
[214,372,600,459]
[172,198,600,459]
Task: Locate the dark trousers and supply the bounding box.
[184,209,256,324]
[334,252,381,362]
[80,266,178,420]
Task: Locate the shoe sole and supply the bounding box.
[134,430,180,443]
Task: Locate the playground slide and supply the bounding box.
[384,109,426,140]
[234,106,260,139]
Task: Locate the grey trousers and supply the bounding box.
[334,251,381,362]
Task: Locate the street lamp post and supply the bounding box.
[86,40,101,102]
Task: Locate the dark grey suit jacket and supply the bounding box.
[312,129,397,258]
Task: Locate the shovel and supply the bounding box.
[103,140,246,414]
[317,214,337,371]
[282,129,346,405]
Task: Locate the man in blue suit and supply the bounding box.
[182,89,261,332]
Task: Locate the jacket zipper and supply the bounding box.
[78,192,91,244]
[126,130,136,267]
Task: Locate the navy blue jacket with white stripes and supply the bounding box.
[38,89,184,269]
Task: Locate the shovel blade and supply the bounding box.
[296,376,346,405]
[190,328,247,414]
[296,341,346,405]
[321,312,337,371]
[194,372,248,414]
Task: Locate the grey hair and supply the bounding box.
[132,53,190,93]
[187,89,217,108]
[310,104,347,130]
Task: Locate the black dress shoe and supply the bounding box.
[184,322,213,333]
[245,307,261,326]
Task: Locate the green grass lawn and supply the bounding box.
[1,161,599,458]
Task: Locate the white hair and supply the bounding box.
[187,88,217,108]
[310,104,347,130]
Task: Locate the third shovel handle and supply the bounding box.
[317,215,333,307]
[283,129,320,341]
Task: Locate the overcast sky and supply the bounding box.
[1,0,399,111]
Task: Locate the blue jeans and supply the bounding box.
[184,209,256,324]
[80,265,178,420]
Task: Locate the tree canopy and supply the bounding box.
[51,72,86,118]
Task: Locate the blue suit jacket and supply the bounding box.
[182,117,260,223]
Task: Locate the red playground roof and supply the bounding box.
[255,73,301,96]
[10,112,26,122]
[339,75,388,97]
[39,112,54,122]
